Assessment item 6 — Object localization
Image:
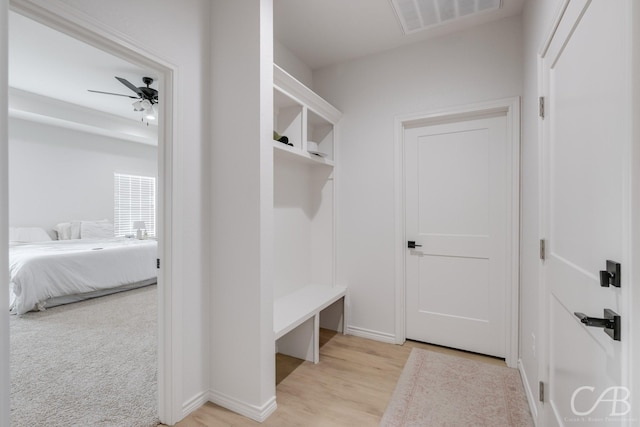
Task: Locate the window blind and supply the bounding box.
[114,173,156,237]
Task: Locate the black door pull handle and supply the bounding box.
[574,309,620,341]
[407,241,422,249]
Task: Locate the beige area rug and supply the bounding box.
[381,348,533,427]
[10,285,159,427]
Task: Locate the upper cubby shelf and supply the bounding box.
[273,64,342,165]
[273,139,334,167]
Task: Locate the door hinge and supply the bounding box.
[539,381,545,402]
[540,239,546,261]
[157,258,160,269]
[539,96,545,118]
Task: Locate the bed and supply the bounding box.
[9,234,157,315]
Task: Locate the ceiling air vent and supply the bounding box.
[390,0,503,34]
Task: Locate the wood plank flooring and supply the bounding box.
[171,330,506,427]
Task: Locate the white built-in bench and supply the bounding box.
[274,285,347,364]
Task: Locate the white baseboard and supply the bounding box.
[182,389,278,423]
[347,325,396,344]
[208,389,277,422]
[518,359,539,425]
[182,391,209,419]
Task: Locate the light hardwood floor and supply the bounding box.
[171,329,506,427]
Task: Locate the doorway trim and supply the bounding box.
[3,0,182,424]
[393,97,520,368]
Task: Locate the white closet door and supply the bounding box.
[541,0,629,424]
[405,114,508,358]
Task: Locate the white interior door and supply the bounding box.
[541,1,629,425]
[405,113,509,358]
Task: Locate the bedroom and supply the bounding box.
[8,10,161,426]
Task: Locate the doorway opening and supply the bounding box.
[4,1,178,424]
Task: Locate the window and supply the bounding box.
[114,173,156,237]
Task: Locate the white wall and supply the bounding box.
[210,0,275,421]
[273,160,334,299]
[312,16,523,341]
[274,39,313,89]
[9,118,156,231]
[38,0,212,420]
[274,158,312,299]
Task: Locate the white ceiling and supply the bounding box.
[9,11,158,123]
[274,0,526,70]
[8,1,525,123]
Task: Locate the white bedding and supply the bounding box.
[9,238,157,315]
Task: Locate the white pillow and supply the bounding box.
[9,227,52,243]
[80,220,114,239]
[70,222,81,239]
[54,222,81,240]
[54,222,70,240]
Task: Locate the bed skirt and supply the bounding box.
[29,279,157,313]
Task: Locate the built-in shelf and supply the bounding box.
[272,64,343,366]
[272,140,334,167]
[273,64,341,163]
[274,65,342,126]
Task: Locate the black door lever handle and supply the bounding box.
[574,309,620,341]
[407,241,422,249]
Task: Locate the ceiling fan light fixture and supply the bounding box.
[140,99,153,111]
[90,77,159,124]
[141,99,156,120]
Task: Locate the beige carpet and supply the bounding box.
[10,285,159,427]
[381,348,533,427]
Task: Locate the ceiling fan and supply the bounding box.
[88,76,159,121]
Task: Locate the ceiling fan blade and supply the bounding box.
[88,89,139,99]
[115,76,144,96]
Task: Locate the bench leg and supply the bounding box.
[276,316,315,362]
[313,313,320,364]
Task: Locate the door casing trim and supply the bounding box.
[393,97,521,368]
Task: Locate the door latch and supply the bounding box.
[574,309,620,341]
[600,260,621,288]
[407,241,422,249]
